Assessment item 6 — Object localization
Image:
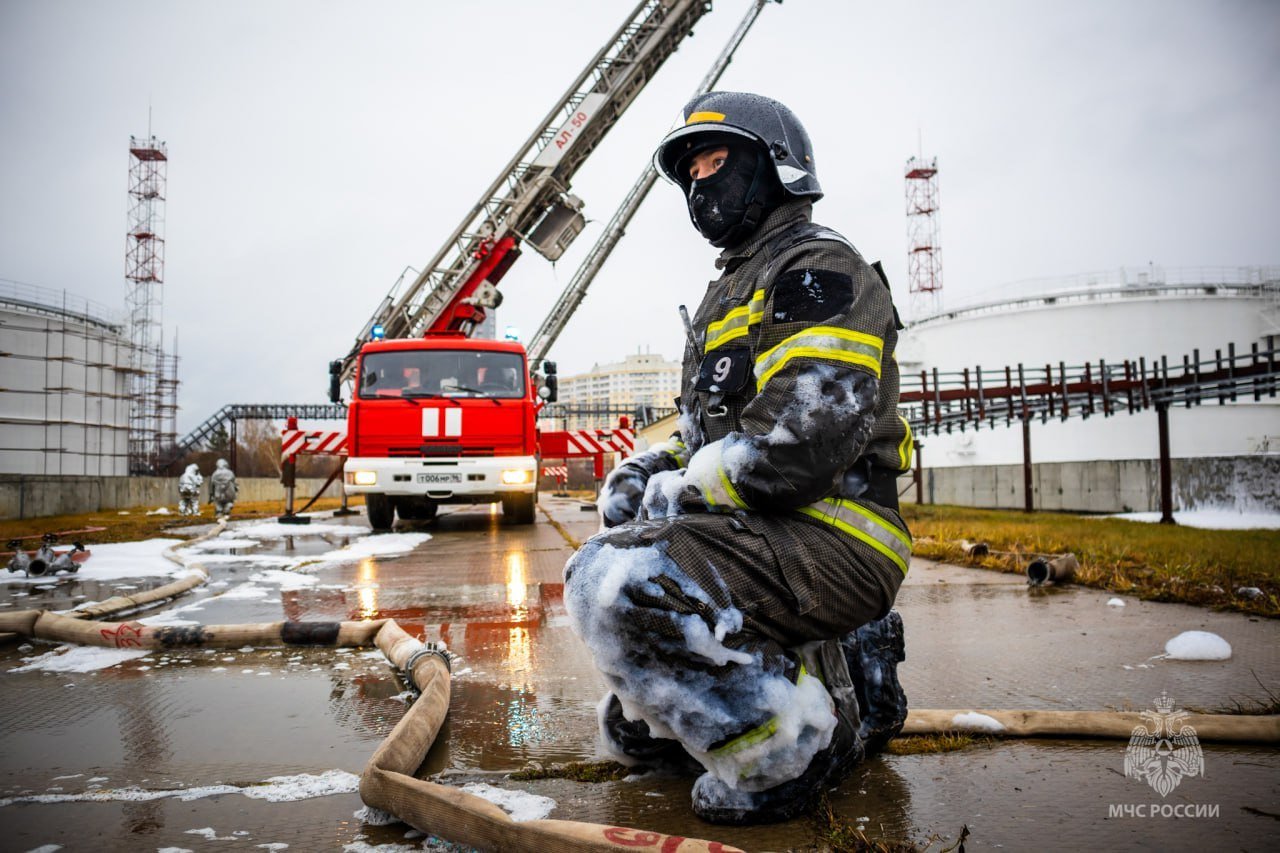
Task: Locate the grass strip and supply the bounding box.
[901,503,1279,617]
[0,498,360,547]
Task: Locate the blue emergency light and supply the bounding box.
[504,325,521,341]
[370,323,386,341]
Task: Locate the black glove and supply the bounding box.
[599,464,649,528]
[598,443,685,528]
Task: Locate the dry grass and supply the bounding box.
[810,795,971,852]
[508,759,632,783]
[883,733,990,756]
[902,503,1280,617]
[0,497,362,548]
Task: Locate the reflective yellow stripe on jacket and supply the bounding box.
[754,326,884,388]
[705,289,767,352]
[798,497,911,575]
[897,416,914,471]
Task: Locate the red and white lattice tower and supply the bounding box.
[125,134,177,472]
[904,156,942,320]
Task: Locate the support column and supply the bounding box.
[1022,415,1034,513]
[913,440,924,505]
[1157,404,1175,524]
[229,418,238,473]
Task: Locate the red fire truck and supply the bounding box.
[341,336,543,527]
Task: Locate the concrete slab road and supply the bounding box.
[0,496,1275,851]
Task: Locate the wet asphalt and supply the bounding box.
[0,496,1276,852]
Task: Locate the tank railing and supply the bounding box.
[899,335,1278,435]
[913,278,1279,327]
[0,278,125,329]
[914,265,1280,324]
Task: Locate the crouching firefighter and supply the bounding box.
[564,92,913,825]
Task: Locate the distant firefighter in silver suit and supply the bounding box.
[178,463,203,516]
[208,458,238,517]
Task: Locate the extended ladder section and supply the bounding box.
[340,0,712,382]
[527,0,775,367]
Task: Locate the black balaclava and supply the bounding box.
[681,141,781,249]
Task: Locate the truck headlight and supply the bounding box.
[351,470,377,486]
[501,469,532,485]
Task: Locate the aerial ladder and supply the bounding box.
[527,0,776,367]
[336,0,715,386]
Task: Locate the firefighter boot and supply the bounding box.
[598,692,701,773]
[690,650,864,825]
[841,609,908,758]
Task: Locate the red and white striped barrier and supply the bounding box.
[562,428,635,456]
[280,429,348,462]
[542,466,569,479]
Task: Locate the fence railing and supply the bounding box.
[899,336,1278,436]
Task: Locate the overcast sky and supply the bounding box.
[3,0,1278,433]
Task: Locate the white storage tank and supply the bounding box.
[897,266,1280,467]
[0,280,134,476]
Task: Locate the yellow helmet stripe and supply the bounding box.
[686,110,726,124]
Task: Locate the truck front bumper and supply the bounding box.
[343,455,537,500]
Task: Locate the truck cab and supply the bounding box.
[342,337,541,529]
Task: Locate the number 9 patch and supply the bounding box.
[695,348,752,394]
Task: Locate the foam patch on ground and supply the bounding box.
[249,569,320,590]
[9,646,151,673]
[181,537,260,550]
[4,538,184,584]
[460,783,555,821]
[311,533,431,564]
[233,521,369,539]
[0,770,359,806]
[1164,630,1232,660]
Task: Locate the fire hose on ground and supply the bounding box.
[0,528,1276,850]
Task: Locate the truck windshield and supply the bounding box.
[358,350,526,400]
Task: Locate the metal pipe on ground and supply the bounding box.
[1026,553,1079,586]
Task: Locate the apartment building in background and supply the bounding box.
[558,350,681,410]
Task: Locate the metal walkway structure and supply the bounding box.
[176,403,347,455]
[898,335,1279,518]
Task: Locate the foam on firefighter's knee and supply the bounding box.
[690,666,836,793]
[565,540,794,755]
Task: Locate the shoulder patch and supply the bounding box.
[771,268,854,323]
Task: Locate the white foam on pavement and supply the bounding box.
[460,783,556,821]
[9,646,151,673]
[4,539,184,585]
[1106,597,1126,607]
[0,770,359,806]
[233,521,368,539]
[311,533,431,564]
[182,537,260,550]
[1164,630,1232,660]
[248,569,319,590]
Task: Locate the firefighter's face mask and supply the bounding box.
[683,142,774,249]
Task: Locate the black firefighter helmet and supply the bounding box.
[654,91,823,201]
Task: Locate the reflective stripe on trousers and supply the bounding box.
[797,497,911,575]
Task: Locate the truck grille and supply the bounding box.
[388,445,496,457]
